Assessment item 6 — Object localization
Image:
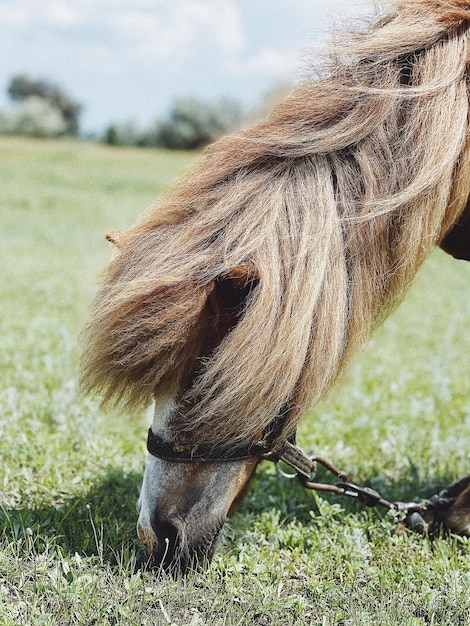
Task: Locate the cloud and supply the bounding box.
[235,46,301,78]
[43,1,82,27]
[0,0,245,64]
[110,0,246,65]
[0,4,29,28]
[0,0,84,29]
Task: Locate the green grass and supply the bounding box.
[1,135,470,625]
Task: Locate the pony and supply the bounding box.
[81,0,470,574]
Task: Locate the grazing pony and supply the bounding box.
[81,0,470,573]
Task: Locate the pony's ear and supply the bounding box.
[219,265,260,290]
[106,230,127,248]
[212,266,260,316]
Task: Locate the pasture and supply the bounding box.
[0,135,469,625]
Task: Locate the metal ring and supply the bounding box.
[276,462,299,479]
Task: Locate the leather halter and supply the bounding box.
[146,411,304,468]
[147,427,330,481]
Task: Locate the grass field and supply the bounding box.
[0,136,469,625]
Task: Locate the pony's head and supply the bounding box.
[136,400,261,573]
[81,0,470,574]
[132,265,264,573]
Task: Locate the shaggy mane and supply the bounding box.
[81,0,470,446]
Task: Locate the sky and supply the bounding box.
[0,0,373,135]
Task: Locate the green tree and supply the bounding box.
[103,125,121,146]
[143,96,242,150]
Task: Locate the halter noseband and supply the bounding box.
[146,426,406,510]
[147,428,273,463]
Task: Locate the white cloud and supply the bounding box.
[238,46,301,78]
[0,3,30,27]
[43,1,82,27]
[109,0,245,65]
[0,0,296,81]
[0,0,248,82]
[0,0,84,29]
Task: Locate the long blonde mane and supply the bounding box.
[81,0,470,446]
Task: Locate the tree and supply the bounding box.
[103,125,121,146]
[7,75,82,135]
[143,96,242,150]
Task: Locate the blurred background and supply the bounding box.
[0,0,371,147]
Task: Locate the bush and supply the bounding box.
[102,122,142,147]
[0,96,68,138]
[7,75,82,135]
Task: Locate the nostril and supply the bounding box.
[150,515,182,570]
[151,512,179,544]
